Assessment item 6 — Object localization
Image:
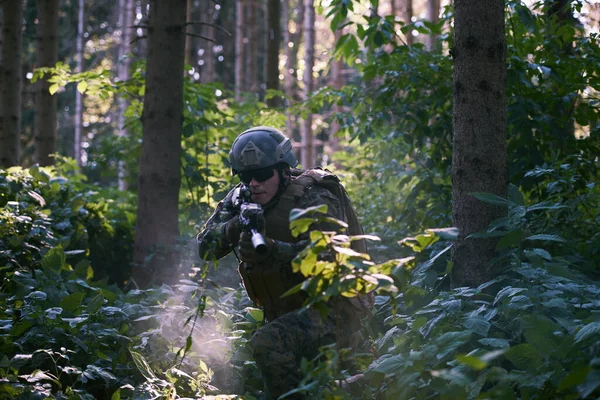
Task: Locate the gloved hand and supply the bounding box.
[222,215,242,246]
[238,231,275,263]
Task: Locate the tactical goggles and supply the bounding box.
[239,167,275,184]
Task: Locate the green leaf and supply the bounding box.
[427,227,459,241]
[289,205,328,221]
[61,292,85,313]
[77,80,88,94]
[49,83,59,95]
[496,229,524,250]
[130,350,157,381]
[19,369,57,383]
[42,246,66,272]
[575,321,600,344]
[456,354,487,370]
[479,339,509,353]
[370,354,407,374]
[86,293,104,314]
[245,307,264,323]
[525,234,566,243]
[526,201,567,212]
[578,370,600,398]
[289,217,315,237]
[463,316,491,337]
[558,366,591,392]
[505,343,540,370]
[493,287,527,305]
[471,192,514,207]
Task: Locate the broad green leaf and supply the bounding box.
[530,248,552,260]
[130,350,157,381]
[60,292,85,313]
[245,307,264,323]
[578,370,600,398]
[463,316,491,337]
[77,80,88,93]
[558,366,591,392]
[332,245,368,258]
[456,354,487,370]
[505,343,540,370]
[575,321,600,344]
[493,287,527,305]
[289,205,328,222]
[496,229,523,250]
[427,227,459,241]
[49,83,59,95]
[471,192,514,207]
[86,293,104,314]
[19,369,57,383]
[289,218,315,237]
[42,246,66,272]
[370,354,407,374]
[25,291,47,301]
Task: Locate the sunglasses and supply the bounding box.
[239,167,275,184]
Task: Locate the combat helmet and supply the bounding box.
[229,126,298,174]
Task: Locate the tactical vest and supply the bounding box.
[238,168,372,322]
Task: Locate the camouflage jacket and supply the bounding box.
[196,169,345,320]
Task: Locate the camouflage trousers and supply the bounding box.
[250,308,339,399]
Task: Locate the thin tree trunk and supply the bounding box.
[451,0,507,287]
[265,0,281,107]
[74,0,84,165]
[118,0,134,190]
[235,0,244,100]
[34,0,59,166]
[425,0,440,51]
[329,27,343,153]
[132,0,187,288]
[200,1,216,83]
[0,0,24,167]
[300,0,314,168]
[401,0,413,45]
[246,0,257,93]
[185,0,193,67]
[283,0,293,134]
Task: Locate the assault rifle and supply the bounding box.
[234,185,268,255]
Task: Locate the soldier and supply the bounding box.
[197,126,371,399]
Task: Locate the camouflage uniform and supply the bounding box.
[198,170,361,399]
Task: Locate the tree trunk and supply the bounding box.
[425,0,440,51]
[401,0,413,45]
[34,0,59,166]
[300,0,314,168]
[451,0,507,287]
[329,27,343,153]
[283,0,293,135]
[246,0,258,93]
[132,0,187,288]
[0,0,24,167]
[200,0,216,83]
[185,0,193,67]
[235,0,244,100]
[117,0,134,190]
[74,0,84,165]
[265,0,281,107]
